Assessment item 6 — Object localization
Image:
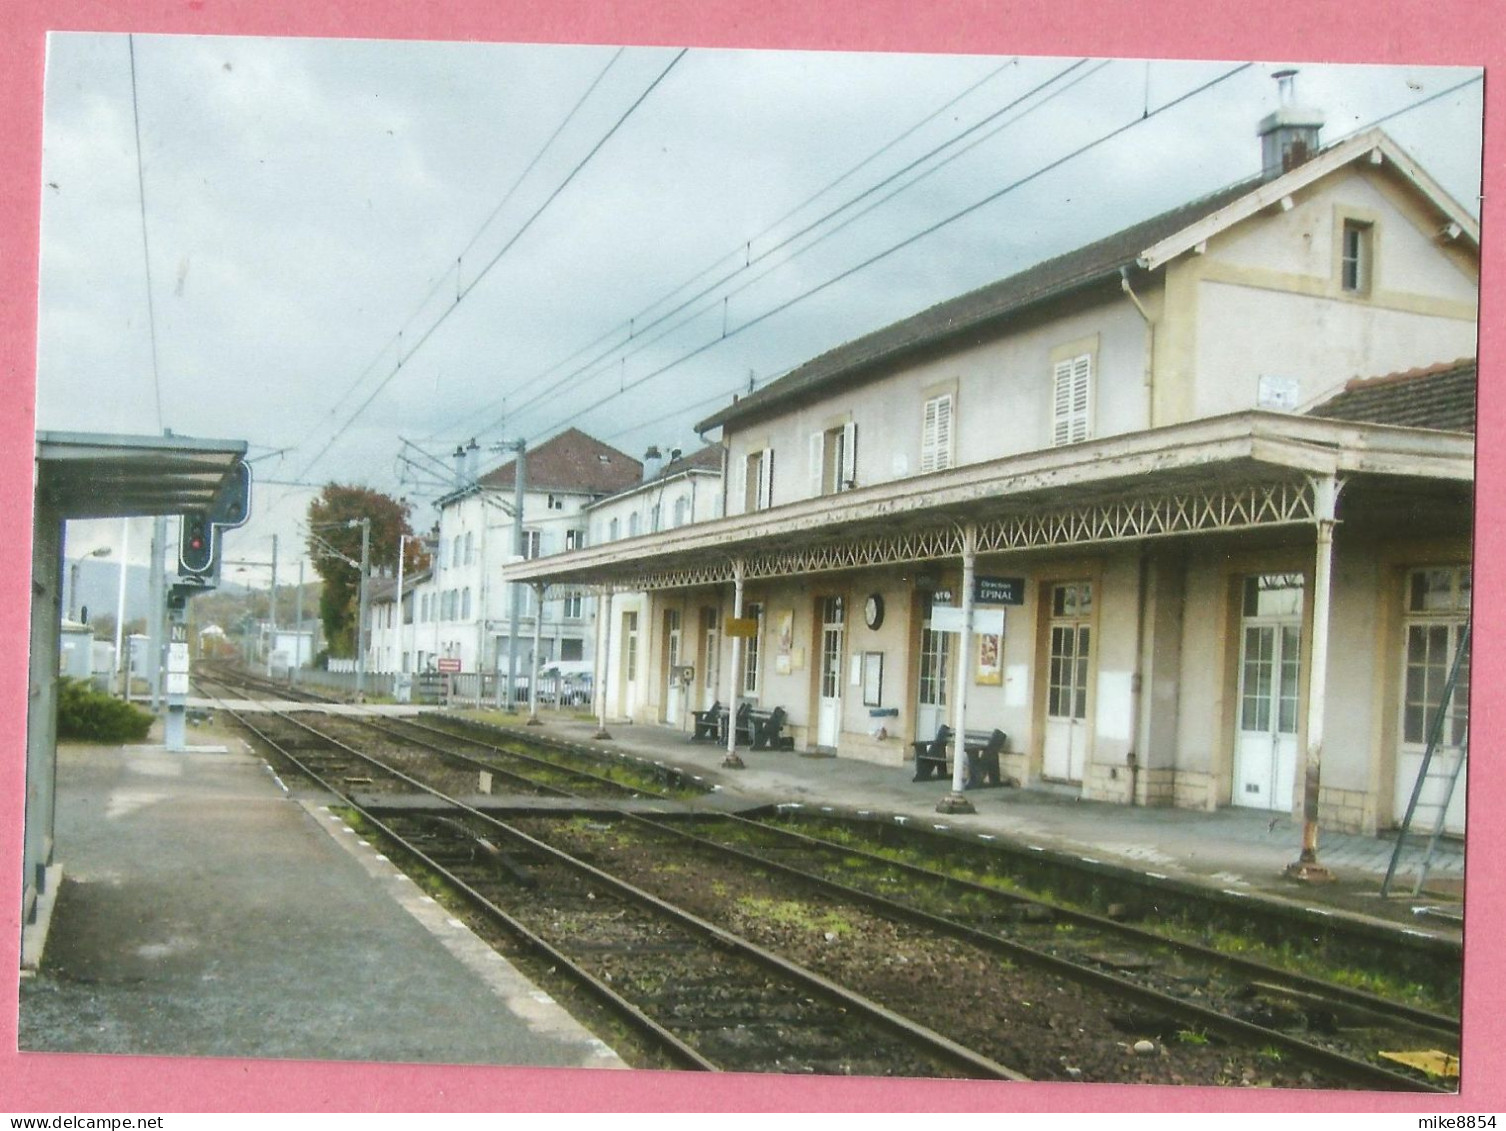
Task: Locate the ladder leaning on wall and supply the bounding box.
[1380,619,1471,899]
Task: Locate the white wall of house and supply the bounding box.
[588,469,722,545]
[413,487,596,677]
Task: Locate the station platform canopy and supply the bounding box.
[36,430,248,520]
[24,430,251,969]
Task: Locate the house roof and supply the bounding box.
[663,443,724,474]
[587,443,724,509]
[475,428,642,496]
[696,128,1479,436]
[1307,358,1476,434]
[368,567,431,606]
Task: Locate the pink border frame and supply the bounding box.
[2,0,1499,1113]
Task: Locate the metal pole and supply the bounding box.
[148,518,165,709]
[268,534,279,673]
[1287,475,1341,882]
[594,588,614,740]
[356,518,370,699]
[114,518,130,698]
[292,558,304,687]
[507,440,526,710]
[528,583,544,725]
[724,560,746,769]
[939,524,978,814]
[396,533,407,674]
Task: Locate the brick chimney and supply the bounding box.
[1258,69,1325,180]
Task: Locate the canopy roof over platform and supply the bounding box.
[35,431,249,521]
[502,412,1473,593]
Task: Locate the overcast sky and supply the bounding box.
[34,35,1483,584]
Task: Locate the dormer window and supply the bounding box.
[1341,219,1373,294]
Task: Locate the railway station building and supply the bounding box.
[504,106,1477,839]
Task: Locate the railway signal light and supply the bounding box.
[179,513,216,576]
[177,459,253,579]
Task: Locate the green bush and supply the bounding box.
[56,677,154,743]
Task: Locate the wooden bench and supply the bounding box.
[690,701,727,742]
[911,725,1008,789]
[736,705,795,750]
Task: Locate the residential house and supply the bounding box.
[404,429,641,683]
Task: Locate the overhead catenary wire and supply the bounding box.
[532,62,1256,443]
[543,68,1483,456]
[426,55,1032,443]
[499,58,1114,439]
[286,48,627,459]
[293,48,687,483]
[128,35,164,432]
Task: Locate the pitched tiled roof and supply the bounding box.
[660,443,723,475]
[479,428,642,494]
[587,443,724,508]
[1307,359,1476,433]
[695,175,1261,433]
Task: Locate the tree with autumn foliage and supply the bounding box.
[305,484,428,657]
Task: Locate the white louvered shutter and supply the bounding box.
[756,447,774,510]
[921,394,953,473]
[809,432,824,497]
[1052,355,1092,446]
[733,455,747,513]
[840,421,857,488]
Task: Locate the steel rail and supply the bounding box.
[205,690,718,1072]
[577,811,1448,1092]
[212,688,1027,1080]
[359,709,1462,1039]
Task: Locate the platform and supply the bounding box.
[18,734,625,1068]
[442,709,1466,941]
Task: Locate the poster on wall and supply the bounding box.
[775,608,794,674]
[976,633,1003,685]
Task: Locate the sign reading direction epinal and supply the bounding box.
[974,576,1026,605]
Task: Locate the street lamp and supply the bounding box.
[68,546,111,622]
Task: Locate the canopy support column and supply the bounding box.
[1287,475,1342,882]
[593,588,614,741]
[527,583,545,725]
[724,559,747,769]
[938,523,978,814]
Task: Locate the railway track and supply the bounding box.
[197,673,1458,1088]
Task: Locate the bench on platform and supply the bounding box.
[911,725,1008,789]
[736,705,794,750]
[690,701,727,742]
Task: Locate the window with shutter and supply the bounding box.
[921,394,953,472]
[1052,354,1093,446]
[756,447,774,509]
[811,423,859,496]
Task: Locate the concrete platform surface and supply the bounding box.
[19,738,625,1069]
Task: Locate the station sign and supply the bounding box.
[975,576,1026,606]
[167,643,190,673]
[166,672,190,696]
[437,657,462,674]
[928,607,1005,635]
[931,576,1026,607]
[724,617,760,638]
